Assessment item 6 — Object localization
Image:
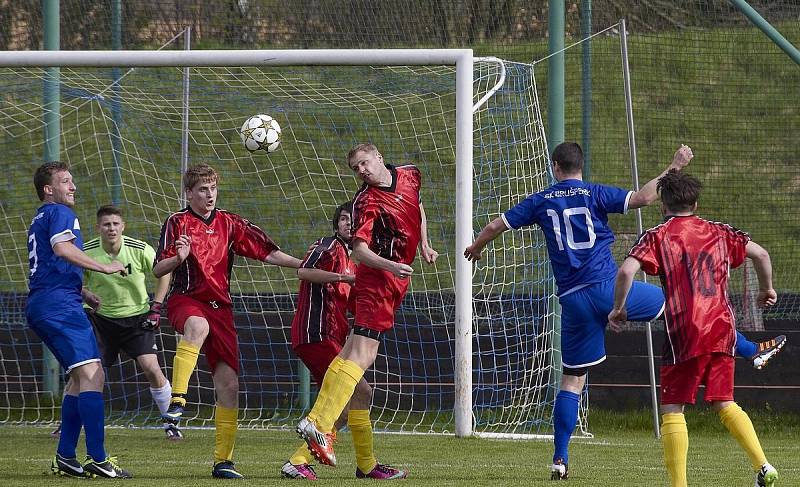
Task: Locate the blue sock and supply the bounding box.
[553,390,580,464]
[735,331,757,358]
[56,394,82,459]
[78,391,106,462]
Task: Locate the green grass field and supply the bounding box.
[2,409,797,486]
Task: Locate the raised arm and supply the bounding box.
[418,203,438,264]
[153,234,190,278]
[351,239,413,278]
[464,217,509,262]
[745,241,777,307]
[53,240,126,275]
[607,256,643,330]
[628,144,693,210]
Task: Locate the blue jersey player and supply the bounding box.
[464,142,783,480]
[26,161,132,478]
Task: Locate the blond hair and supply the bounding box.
[347,143,379,166]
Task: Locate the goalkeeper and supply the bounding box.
[282,201,406,480]
[81,205,179,440]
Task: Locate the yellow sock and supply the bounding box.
[171,340,200,402]
[307,359,364,432]
[289,443,313,466]
[348,409,376,473]
[214,405,238,464]
[661,413,688,487]
[718,402,767,471]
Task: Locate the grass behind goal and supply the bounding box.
[1,409,797,486]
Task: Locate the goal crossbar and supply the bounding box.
[0,49,472,67]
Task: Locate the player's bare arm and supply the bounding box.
[745,241,777,307]
[351,238,413,278]
[464,217,509,262]
[608,256,642,330]
[628,144,694,209]
[153,234,191,278]
[298,267,355,285]
[265,250,302,269]
[53,240,127,276]
[418,203,439,264]
[81,287,101,311]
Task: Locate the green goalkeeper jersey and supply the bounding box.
[83,236,156,319]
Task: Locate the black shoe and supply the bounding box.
[212,460,244,479]
[550,458,568,480]
[751,335,787,369]
[161,399,185,422]
[83,456,132,478]
[164,421,184,440]
[50,453,85,477]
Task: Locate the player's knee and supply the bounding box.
[182,318,210,343]
[560,366,587,392]
[72,361,105,391]
[346,327,381,369]
[351,380,373,408]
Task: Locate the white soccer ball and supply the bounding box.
[240,114,282,153]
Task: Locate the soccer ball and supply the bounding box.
[240,114,281,153]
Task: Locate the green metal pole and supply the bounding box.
[298,361,311,411]
[110,0,123,205]
[548,0,565,399]
[581,0,592,180]
[42,0,61,399]
[729,0,800,66]
[548,1,565,149]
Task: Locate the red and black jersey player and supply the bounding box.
[294,143,438,476]
[282,201,406,480]
[152,163,301,480]
[609,170,779,487]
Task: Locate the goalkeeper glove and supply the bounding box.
[141,301,163,330]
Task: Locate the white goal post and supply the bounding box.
[1,48,576,439]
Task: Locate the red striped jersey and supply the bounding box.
[291,235,355,347]
[628,215,750,364]
[155,207,279,305]
[352,164,422,265]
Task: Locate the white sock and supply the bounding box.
[150,381,172,415]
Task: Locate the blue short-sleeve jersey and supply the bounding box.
[502,179,632,296]
[26,203,84,317]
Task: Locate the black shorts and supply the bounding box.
[86,311,157,366]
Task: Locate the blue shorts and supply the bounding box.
[28,304,101,373]
[559,278,664,369]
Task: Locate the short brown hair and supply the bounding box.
[183,164,218,190]
[657,169,702,213]
[96,204,123,221]
[33,161,70,201]
[347,143,379,167]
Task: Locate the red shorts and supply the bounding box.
[293,340,342,385]
[660,353,734,405]
[353,266,410,332]
[167,294,238,373]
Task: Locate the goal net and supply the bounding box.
[0,50,586,437]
